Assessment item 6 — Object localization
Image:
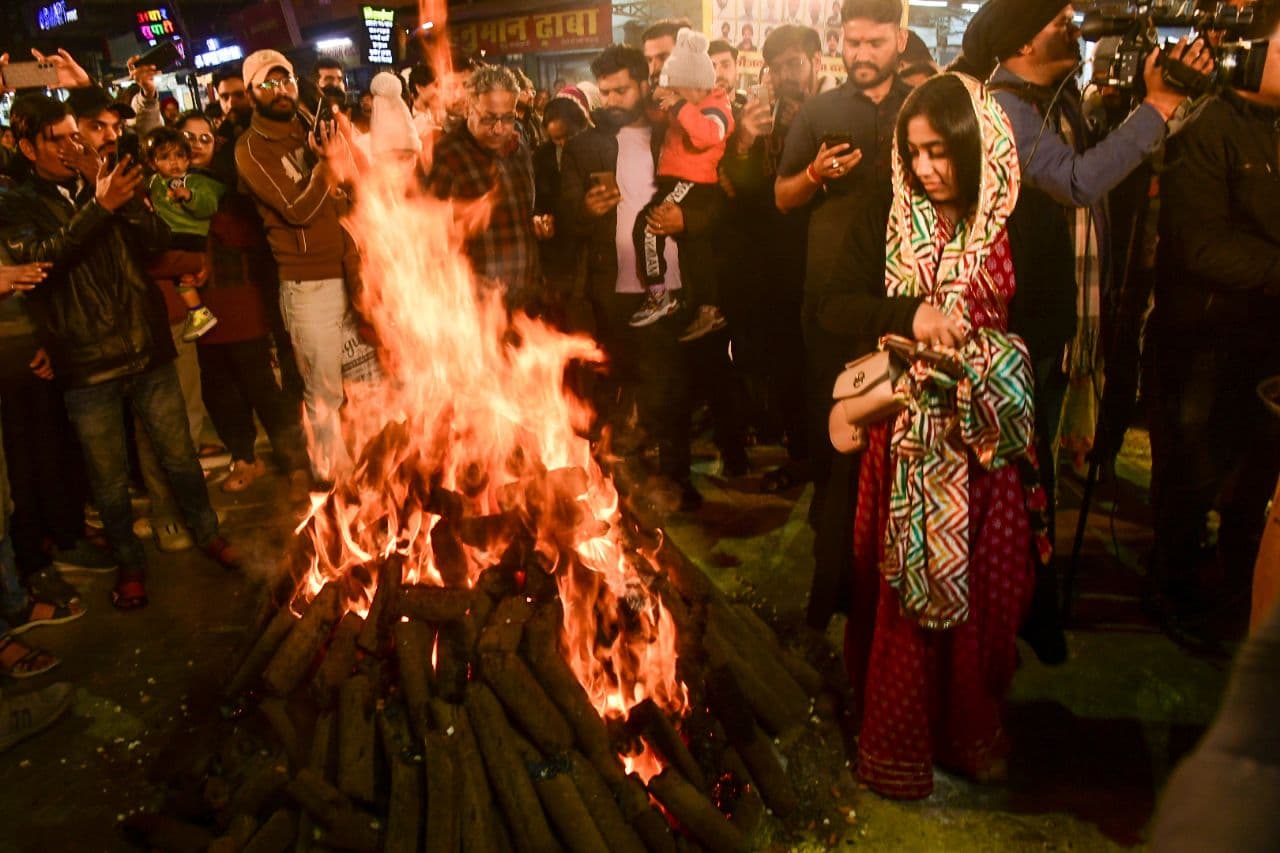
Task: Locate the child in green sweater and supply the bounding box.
[145,127,225,341]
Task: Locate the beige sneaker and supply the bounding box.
[678,305,728,342]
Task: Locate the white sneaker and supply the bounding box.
[629,290,680,327]
[154,521,194,552]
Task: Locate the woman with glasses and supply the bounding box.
[173,110,310,497]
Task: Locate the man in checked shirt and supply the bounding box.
[425,65,548,314]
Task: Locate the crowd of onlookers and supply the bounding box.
[1,0,1278,809]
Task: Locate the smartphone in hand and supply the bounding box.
[820,131,854,151]
[1,61,59,90]
[590,171,619,194]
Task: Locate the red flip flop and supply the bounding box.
[111,576,148,611]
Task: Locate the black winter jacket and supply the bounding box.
[1155,91,1280,342]
[0,175,174,387]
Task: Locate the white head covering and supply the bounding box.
[369,71,421,156]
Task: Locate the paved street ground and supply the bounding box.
[0,430,1234,851]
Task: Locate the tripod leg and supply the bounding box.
[1064,458,1101,622]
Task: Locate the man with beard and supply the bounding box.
[560,45,708,511]
[426,66,542,311]
[642,19,692,89]
[709,40,744,110]
[772,0,908,517]
[235,50,352,484]
[961,0,1208,658]
[214,70,254,141]
[0,93,243,610]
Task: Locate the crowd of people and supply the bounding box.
[1,0,1278,811]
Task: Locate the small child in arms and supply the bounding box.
[630,27,734,341]
[145,127,224,341]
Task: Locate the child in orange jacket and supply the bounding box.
[630,28,734,341]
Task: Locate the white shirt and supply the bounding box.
[614,125,681,295]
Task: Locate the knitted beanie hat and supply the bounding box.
[658,28,715,90]
[369,71,421,155]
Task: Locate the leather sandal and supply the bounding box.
[5,596,86,636]
[0,634,61,679]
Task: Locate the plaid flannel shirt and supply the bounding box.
[427,126,540,300]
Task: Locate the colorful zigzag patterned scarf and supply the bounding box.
[880,73,1036,630]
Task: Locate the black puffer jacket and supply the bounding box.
[0,175,174,387]
[1155,90,1280,342]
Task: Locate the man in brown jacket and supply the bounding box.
[235,49,351,483]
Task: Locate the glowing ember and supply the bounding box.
[288,26,686,780]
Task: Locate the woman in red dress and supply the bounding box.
[839,73,1044,799]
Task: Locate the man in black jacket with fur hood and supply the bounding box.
[0,93,242,610]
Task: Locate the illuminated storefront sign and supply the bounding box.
[37,1,79,30]
[362,6,394,65]
[193,38,244,69]
[136,6,177,42]
[452,2,611,57]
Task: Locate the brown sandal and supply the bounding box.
[0,634,61,679]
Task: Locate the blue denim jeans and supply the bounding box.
[278,277,348,481]
[63,361,219,573]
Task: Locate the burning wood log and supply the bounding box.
[477,595,533,654]
[616,775,677,853]
[565,751,647,853]
[422,731,462,853]
[707,601,811,714]
[517,748,609,853]
[434,619,473,703]
[432,517,472,585]
[704,625,806,736]
[228,763,289,822]
[209,813,258,853]
[312,611,363,707]
[357,555,405,655]
[393,619,436,742]
[241,808,297,853]
[429,699,504,853]
[522,603,627,789]
[720,749,765,833]
[338,674,377,804]
[704,667,798,818]
[731,604,824,697]
[627,698,705,791]
[227,608,296,699]
[397,585,477,622]
[465,683,562,853]
[479,651,574,754]
[285,769,382,852]
[259,698,303,769]
[263,584,343,697]
[121,814,214,852]
[378,703,424,853]
[648,768,747,853]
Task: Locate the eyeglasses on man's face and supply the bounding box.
[257,75,298,92]
[474,112,518,129]
[183,131,214,145]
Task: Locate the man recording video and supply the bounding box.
[1147,10,1280,638]
[958,0,1211,661]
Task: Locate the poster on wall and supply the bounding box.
[702,0,847,86]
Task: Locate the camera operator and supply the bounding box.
[959,0,1210,661]
[1147,16,1280,638]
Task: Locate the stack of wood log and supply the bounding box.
[130,482,826,853]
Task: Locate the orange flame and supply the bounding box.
[290,50,686,777]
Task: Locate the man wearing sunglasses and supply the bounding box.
[235,49,352,484]
[424,65,542,312]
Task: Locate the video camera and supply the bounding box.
[1082,1,1270,96]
